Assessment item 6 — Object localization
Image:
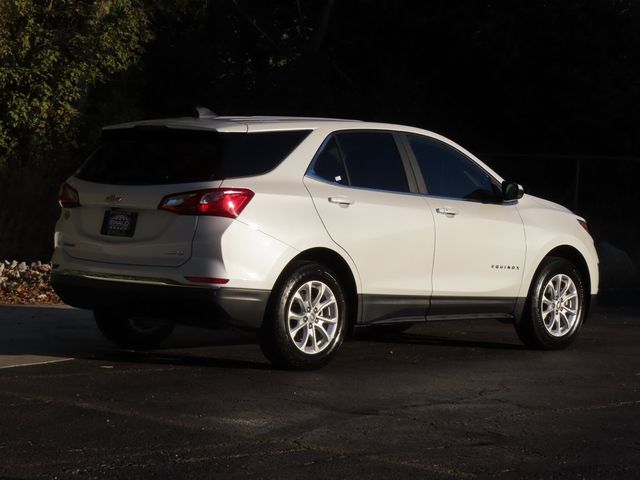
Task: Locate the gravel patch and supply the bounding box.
[0,260,62,305]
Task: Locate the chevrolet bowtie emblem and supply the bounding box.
[105,194,124,203]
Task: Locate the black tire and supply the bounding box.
[259,262,347,370]
[515,256,586,350]
[94,310,175,349]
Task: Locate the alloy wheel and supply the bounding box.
[287,280,339,354]
[540,274,580,337]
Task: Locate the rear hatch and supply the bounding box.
[62,126,310,267]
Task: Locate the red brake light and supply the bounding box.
[184,277,229,284]
[58,182,80,208]
[159,188,254,218]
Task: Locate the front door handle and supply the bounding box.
[328,196,354,207]
[435,206,459,216]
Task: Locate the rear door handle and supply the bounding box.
[435,207,459,216]
[328,196,354,207]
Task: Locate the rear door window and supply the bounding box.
[76,128,311,185]
[308,137,349,185]
[310,131,410,193]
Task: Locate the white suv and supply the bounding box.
[51,114,599,369]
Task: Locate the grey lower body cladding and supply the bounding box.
[359,294,518,325]
[50,272,269,330]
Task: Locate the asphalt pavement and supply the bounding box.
[0,304,638,479]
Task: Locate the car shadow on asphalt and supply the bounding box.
[0,305,272,370]
[74,330,525,371]
[81,348,274,370]
[0,306,526,372]
[353,330,526,351]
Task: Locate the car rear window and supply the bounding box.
[76,128,311,185]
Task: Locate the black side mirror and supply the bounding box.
[502,181,524,201]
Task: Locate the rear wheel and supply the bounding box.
[259,262,347,370]
[94,310,175,349]
[515,257,586,350]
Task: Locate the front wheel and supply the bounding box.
[515,257,586,350]
[259,262,347,370]
[94,310,175,349]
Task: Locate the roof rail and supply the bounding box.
[194,106,218,119]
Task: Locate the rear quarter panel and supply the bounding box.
[218,128,363,292]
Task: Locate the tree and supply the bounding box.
[0,0,151,171]
[0,0,152,261]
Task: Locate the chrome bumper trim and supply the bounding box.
[57,269,189,287]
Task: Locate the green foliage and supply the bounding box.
[0,0,151,169]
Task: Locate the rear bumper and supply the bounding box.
[51,272,269,330]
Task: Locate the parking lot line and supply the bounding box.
[0,356,73,369]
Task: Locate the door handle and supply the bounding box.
[435,207,458,216]
[328,196,354,207]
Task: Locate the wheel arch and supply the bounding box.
[545,245,591,302]
[516,244,593,323]
[266,247,360,334]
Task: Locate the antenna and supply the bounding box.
[195,106,218,119]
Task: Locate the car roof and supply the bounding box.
[102,116,363,133]
[102,115,443,135]
[101,115,504,182]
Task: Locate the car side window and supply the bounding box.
[407,134,500,202]
[335,132,410,193]
[310,136,349,185]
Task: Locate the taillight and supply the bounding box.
[158,188,254,218]
[58,182,80,208]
